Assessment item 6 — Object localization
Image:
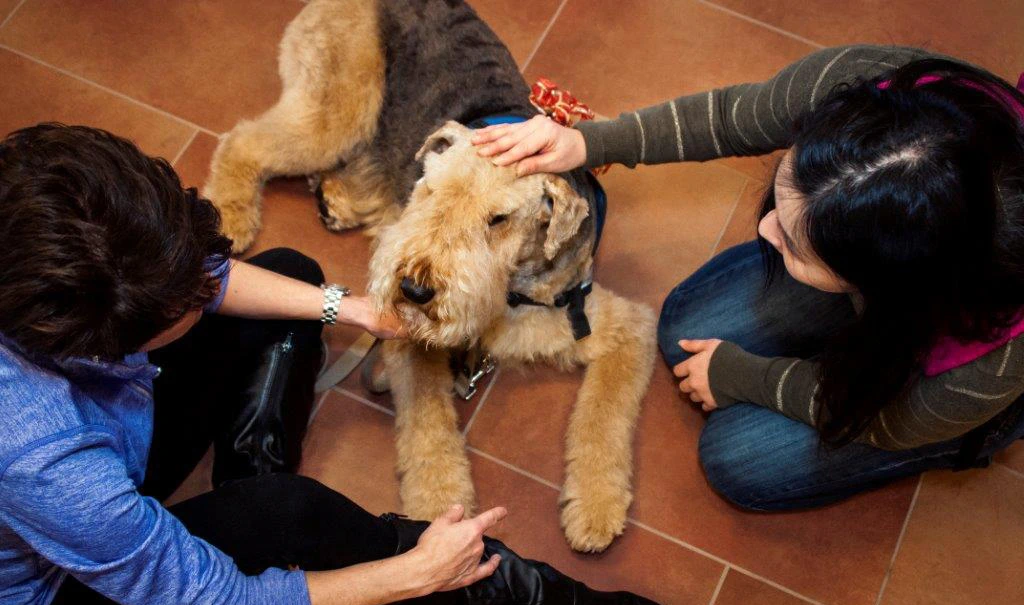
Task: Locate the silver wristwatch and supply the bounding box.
[320,284,350,325]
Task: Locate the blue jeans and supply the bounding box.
[658,241,1024,511]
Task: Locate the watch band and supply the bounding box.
[321,284,350,325]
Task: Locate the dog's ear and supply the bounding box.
[542,176,589,260]
[415,121,461,161]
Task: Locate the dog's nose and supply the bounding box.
[315,184,329,218]
[400,277,435,304]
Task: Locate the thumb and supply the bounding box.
[516,157,541,177]
[438,503,465,525]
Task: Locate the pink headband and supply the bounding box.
[878,72,1024,121]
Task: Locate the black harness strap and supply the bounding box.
[507,281,593,340]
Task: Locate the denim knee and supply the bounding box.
[698,427,768,511]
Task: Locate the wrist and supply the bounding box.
[394,549,439,599]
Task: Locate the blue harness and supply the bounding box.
[467,115,605,340]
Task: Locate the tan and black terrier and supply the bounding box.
[204,0,656,553]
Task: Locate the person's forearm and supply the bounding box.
[215,260,376,328]
[577,45,934,168]
[305,552,436,605]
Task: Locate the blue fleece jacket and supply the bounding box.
[0,261,310,605]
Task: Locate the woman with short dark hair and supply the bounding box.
[474,45,1024,510]
[0,124,656,605]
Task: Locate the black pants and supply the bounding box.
[53,249,456,605]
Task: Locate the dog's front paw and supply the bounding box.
[559,478,631,553]
[219,208,260,253]
[399,456,476,522]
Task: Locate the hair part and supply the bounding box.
[0,123,232,359]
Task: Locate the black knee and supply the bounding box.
[246,248,325,286]
[239,473,334,521]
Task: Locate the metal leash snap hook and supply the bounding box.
[453,353,497,401]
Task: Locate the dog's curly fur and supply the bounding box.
[204,0,656,553]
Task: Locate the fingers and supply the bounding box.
[672,360,690,378]
[491,127,549,167]
[679,339,708,353]
[454,554,502,588]
[474,118,544,158]
[471,124,513,145]
[701,402,715,413]
[471,506,508,533]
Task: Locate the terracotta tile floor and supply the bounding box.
[2,0,1022,603]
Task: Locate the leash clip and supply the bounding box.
[453,352,497,401]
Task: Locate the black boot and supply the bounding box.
[213,331,320,485]
[380,514,661,605]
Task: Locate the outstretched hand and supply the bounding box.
[411,504,507,593]
[472,115,587,176]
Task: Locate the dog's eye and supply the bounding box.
[488,214,508,227]
[542,194,554,210]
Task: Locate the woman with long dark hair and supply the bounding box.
[473,45,1024,509]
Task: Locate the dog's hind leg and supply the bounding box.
[559,288,657,552]
[315,154,399,235]
[384,341,477,520]
[203,0,385,252]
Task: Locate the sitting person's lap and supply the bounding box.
[657,241,1023,511]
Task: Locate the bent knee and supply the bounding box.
[697,420,777,511]
[248,247,325,285]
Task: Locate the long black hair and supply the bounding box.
[760,59,1024,446]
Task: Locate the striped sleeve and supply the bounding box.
[707,337,1024,450]
[576,45,936,168]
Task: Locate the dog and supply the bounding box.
[203,0,656,553]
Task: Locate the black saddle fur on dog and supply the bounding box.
[368,0,600,249]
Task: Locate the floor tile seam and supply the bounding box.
[872,475,922,605]
[333,386,397,417]
[993,461,1024,482]
[306,389,333,429]
[707,566,729,605]
[0,43,221,138]
[707,177,753,258]
[170,129,199,167]
[693,0,825,50]
[519,0,569,74]
[462,366,503,437]
[627,518,826,605]
[0,0,28,30]
[467,444,826,605]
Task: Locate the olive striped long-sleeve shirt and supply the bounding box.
[576,45,1024,449]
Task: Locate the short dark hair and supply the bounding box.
[0,123,232,359]
[760,59,1024,446]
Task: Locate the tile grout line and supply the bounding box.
[334,386,396,417]
[706,566,729,605]
[873,475,923,605]
[993,461,1024,482]
[469,443,825,605]
[707,178,752,259]
[693,0,824,49]
[170,129,199,167]
[306,390,333,429]
[467,446,562,491]
[628,519,825,605]
[462,366,502,437]
[0,43,221,138]
[519,0,569,74]
[0,0,29,30]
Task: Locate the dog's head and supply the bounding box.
[369,121,592,348]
